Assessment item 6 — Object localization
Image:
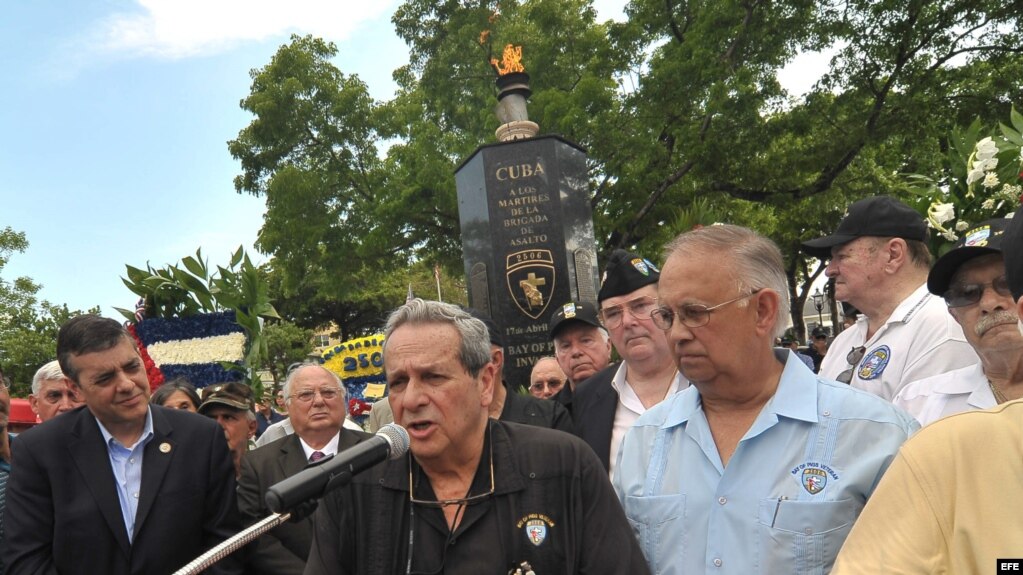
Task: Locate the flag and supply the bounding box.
[406,284,414,303]
[134,297,146,322]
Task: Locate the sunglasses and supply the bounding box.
[836,346,866,384]
[943,275,1012,308]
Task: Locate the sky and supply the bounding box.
[1,1,819,320]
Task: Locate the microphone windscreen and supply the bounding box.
[377,423,410,460]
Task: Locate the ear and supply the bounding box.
[753,289,780,337]
[883,238,909,273]
[1017,297,1023,335]
[478,361,497,408]
[490,347,504,373]
[248,419,258,438]
[947,305,964,329]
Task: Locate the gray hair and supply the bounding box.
[384,299,492,378]
[664,224,790,337]
[282,363,347,406]
[32,360,66,395]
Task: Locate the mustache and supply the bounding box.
[976,310,1020,337]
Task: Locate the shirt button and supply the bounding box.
[129,458,136,464]
[717,496,727,505]
[822,410,831,417]
[713,558,722,567]
[133,492,139,499]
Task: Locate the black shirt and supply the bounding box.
[305,420,649,575]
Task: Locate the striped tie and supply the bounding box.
[309,451,325,463]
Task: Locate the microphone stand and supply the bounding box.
[171,511,291,575]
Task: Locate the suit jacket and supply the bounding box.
[571,364,620,471]
[5,405,242,575]
[500,387,574,433]
[237,429,372,575]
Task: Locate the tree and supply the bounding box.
[262,320,314,390]
[231,1,1023,340]
[0,227,98,396]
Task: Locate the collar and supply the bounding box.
[96,406,154,449]
[380,420,527,496]
[299,431,341,459]
[662,349,819,427]
[884,282,933,327]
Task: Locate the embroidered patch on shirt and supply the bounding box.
[856,345,891,380]
[517,513,555,547]
[791,462,840,495]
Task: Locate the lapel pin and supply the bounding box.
[159,442,172,453]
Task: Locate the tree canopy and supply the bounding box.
[230,0,1023,337]
[0,227,98,396]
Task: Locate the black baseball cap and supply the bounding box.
[1003,207,1023,300]
[802,196,929,259]
[597,249,660,303]
[548,301,601,340]
[927,218,1010,297]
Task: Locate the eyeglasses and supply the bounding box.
[529,378,565,394]
[288,387,343,403]
[409,444,495,508]
[599,296,658,329]
[406,434,495,575]
[836,346,866,384]
[650,289,763,330]
[944,275,1012,308]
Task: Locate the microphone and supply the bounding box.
[264,423,410,514]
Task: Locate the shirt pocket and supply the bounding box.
[623,494,686,575]
[757,498,857,575]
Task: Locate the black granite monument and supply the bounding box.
[455,57,600,389]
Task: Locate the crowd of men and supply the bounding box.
[0,194,1021,573]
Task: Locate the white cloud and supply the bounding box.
[91,0,398,59]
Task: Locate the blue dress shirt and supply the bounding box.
[613,350,919,574]
[96,408,154,544]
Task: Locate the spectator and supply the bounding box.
[149,376,201,412]
[528,357,566,399]
[802,196,978,399]
[547,301,613,417]
[198,382,258,478]
[4,314,242,575]
[615,224,918,573]
[29,360,83,421]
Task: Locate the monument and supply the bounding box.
[455,45,600,388]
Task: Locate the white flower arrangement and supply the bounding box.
[918,107,1023,245]
[146,332,246,366]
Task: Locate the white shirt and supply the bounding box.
[608,363,687,479]
[820,283,979,401]
[254,416,363,448]
[893,363,995,426]
[299,432,341,461]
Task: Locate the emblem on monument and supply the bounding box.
[506,249,556,319]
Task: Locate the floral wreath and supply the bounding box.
[906,107,1023,253]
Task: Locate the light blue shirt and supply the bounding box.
[96,408,154,544]
[613,350,919,575]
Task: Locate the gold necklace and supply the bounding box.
[988,378,1009,404]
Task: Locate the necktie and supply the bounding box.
[309,451,325,463]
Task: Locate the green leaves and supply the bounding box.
[120,246,281,390]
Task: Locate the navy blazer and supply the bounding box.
[5,404,243,575]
